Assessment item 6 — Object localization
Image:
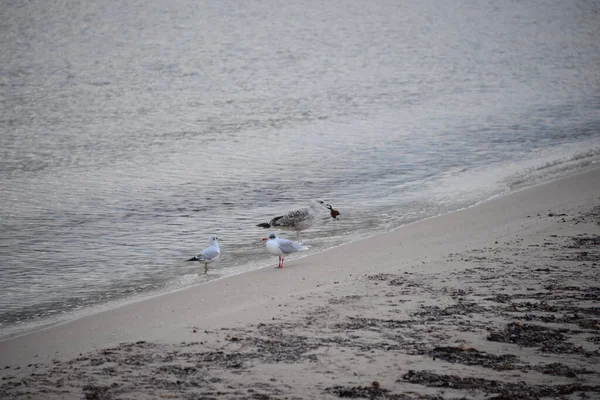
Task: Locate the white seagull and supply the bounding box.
[262,232,307,269]
[256,198,329,240]
[186,235,221,274]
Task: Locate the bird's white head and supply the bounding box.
[310,198,328,209]
[209,235,220,243]
[262,232,278,241]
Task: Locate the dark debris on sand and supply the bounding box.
[400,370,600,399]
[246,335,319,364]
[533,362,594,378]
[411,302,489,319]
[326,381,445,400]
[570,205,600,225]
[367,273,397,281]
[428,346,595,378]
[334,317,411,332]
[326,382,390,399]
[486,322,568,348]
[487,319,599,357]
[429,346,521,371]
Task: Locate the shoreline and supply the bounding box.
[2,165,596,344]
[1,167,599,398]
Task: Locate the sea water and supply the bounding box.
[1,0,599,337]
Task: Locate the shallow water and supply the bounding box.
[1,0,599,337]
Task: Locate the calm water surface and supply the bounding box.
[1,0,600,337]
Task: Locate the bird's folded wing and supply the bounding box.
[274,209,310,226]
[278,240,303,253]
[198,247,219,260]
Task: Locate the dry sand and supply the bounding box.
[1,168,599,399]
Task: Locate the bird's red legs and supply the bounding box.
[277,256,284,269]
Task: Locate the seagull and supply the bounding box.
[256,199,329,240]
[262,232,307,268]
[186,235,221,274]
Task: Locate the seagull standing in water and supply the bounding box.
[187,235,221,274]
[256,199,329,241]
[263,233,307,268]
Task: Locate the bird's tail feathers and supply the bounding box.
[256,223,271,228]
[187,256,198,261]
[270,215,284,226]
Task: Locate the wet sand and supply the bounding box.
[1,168,599,399]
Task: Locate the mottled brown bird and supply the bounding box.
[256,199,328,241]
[327,204,341,219]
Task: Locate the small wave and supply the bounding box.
[506,143,600,190]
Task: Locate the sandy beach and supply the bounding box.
[1,167,599,399]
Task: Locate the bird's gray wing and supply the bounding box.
[198,246,220,261]
[278,239,302,255]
